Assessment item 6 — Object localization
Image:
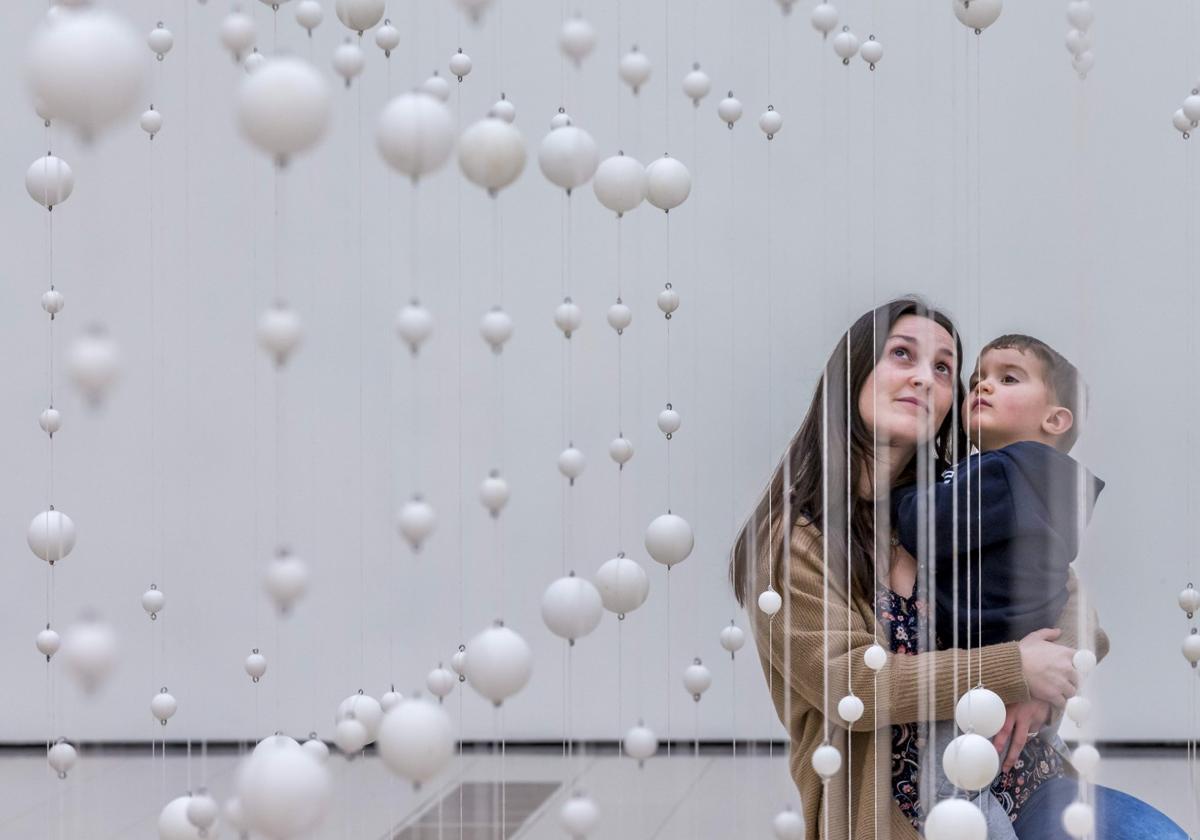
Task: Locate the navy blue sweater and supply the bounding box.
[891,441,1104,649]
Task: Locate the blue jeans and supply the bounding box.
[1012,776,1187,839]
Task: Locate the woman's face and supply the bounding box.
[857,314,957,451]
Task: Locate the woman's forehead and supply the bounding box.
[889,314,955,353]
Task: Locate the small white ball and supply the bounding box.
[36,626,61,659]
[811,744,842,779]
[480,307,514,351]
[832,28,860,61]
[623,723,658,762]
[141,586,165,618]
[48,740,77,777]
[772,808,804,840]
[1073,649,1097,675]
[683,660,712,699]
[657,407,681,436]
[331,39,365,85]
[644,513,694,567]
[619,46,652,93]
[395,300,434,353]
[594,556,649,615]
[558,446,587,481]
[1062,802,1094,838]
[151,689,178,724]
[339,694,384,736]
[542,574,604,642]
[426,666,456,698]
[335,0,385,33]
[559,793,600,837]
[1070,743,1100,780]
[608,436,634,465]
[682,64,711,104]
[554,298,583,337]
[464,624,534,705]
[758,588,783,616]
[1072,51,1094,78]
[257,302,303,365]
[489,96,516,123]
[61,617,117,692]
[334,718,368,754]
[28,509,76,564]
[811,3,839,34]
[539,125,599,191]
[147,24,174,58]
[185,792,219,832]
[380,690,404,712]
[863,643,887,671]
[238,736,332,837]
[593,154,646,214]
[952,0,1003,32]
[479,472,510,515]
[42,289,65,316]
[942,733,999,790]
[140,108,163,136]
[1175,109,1192,135]
[243,49,266,74]
[860,36,883,68]
[450,649,467,676]
[253,734,300,756]
[560,16,596,64]
[375,20,400,54]
[397,496,437,550]
[245,650,268,681]
[67,328,120,403]
[1065,696,1092,725]
[378,698,455,784]
[220,11,257,59]
[263,550,309,612]
[759,107,783,138]
[237,57,331,161]
[1180,585,1200,613]
[837,694,864,724]
[606,302,633,333]
[719,623,745,654]
[717,94,743,127]
[1065,0,1094,31]
[1184,95,1200,124]
[1065,28,1090,57]
[924,798,987,840]
[26,155,74,210]
[158,795,204,840]
[296,0,324,32]
[302,737,330,763]
[645,155,692,211]
[459,117,527,193]
[449,50,472,78]
[954,687,1006,739]
[657,287,680,315]
[1183,632,1200,664]
[422,73,451,102]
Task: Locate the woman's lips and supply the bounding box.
[896,396,926,411]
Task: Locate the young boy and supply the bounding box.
[890,334,1105,837]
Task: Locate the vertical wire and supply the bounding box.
[845,330,854,837]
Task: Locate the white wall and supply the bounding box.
[0,0,1191,744]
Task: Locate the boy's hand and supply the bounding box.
[991,699,1053,774]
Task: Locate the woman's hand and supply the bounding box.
[991,699,1053,773]
[1018,627,1079,707]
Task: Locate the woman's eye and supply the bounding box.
[892,347,909,359]
[936,363,951,375]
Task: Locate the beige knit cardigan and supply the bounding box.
[750,519,1110,840]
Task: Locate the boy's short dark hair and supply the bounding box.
[980,334,1088,451]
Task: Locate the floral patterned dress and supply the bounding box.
[878,584,1063,830]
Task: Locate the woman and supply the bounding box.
[729,298,1184,839]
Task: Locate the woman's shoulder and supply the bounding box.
[789,516,825,560]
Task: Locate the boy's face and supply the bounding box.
[963,347,1071,450]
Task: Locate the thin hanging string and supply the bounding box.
[975,32,985,688]
[355,49,366,692]
[1188,4,1199,805]
[453,54,466,836]
[845,331,854,836]
[726,0,739,797]
[821,371,831,747]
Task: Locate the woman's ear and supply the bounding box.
[1042,406,1074,439]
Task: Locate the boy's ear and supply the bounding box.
[1042,406,1074,438]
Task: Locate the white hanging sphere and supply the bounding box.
[380,690,404,712]
[238,736,332,838]
[257,302,303,365]
[377,697,455,784]
[141,586,165,617]
[560,16,597,64]
[336,693,383,743]
[860,36,883,68]
[1065,29,1091,57]
[147,24,174,58]
[459,117,526,192]
[608,436,634,465]
[1062,802,1095,838]
[682,660,712,699]
[656,288,680,317]
[27,9,145,138]
[645,155,692,211]
[952,0,1003,32]
[450,649,467,677]
[397,497,437,551]
[717,94,743,127]
[558,446,586,480]
[594,556,649,615]
[554,298,583,336]
[220,11,257,59]
[263,551,309,612]
[67,328,120,403]
[140,108,163,136]
[375,21,400,54]
[479,472,510,515]
[253,734,300,756]
[682,64,711,104]
[1183,632,1200,664]
[1065,696,1092,725]
[606,302,633,332]
[186,793,220,833]
[296,0,324,32]
[553,113,576,132]
[593,154,646,214]
[1065,0,1094,31]
[758,588,783,616]
[42,289,65,316]
[832,28,860,60]
[237,57,331,161]
[395,300,434,353]
[837,694,864,724]
[619,47,653,93]
[954,687,1006,738]
[542,574,604,642]
[811,744,842,779]
[454,0,494,23]
[623,723,658,762]
[31,404,60,440]
[26,155,74,209]
[302,737,330,763]
[1071,743,1100,780]
[480,307,514,351]
[158,795,205,840]
[772,808,805,840]
[449,50,472,78]
[331,39,365,84]
[489,97,516,123]
[151,689,178,724]
[1180,585,1200,613]
[1184,95,1200,124]
[223,798,248,834]
[422,73,451,101]
[334,718,368,754]
[863,643,887,671]
[942,733,999,790]
[464,624,533,705]
[1175,109,1192,135]
[426,666,456,698]
[1072,649,1097,676]
[1072,51,1094,78]
[28,509,76,564]
[657,407,681,436]
[758,107,783,138]
[62,618,117,692]
[335,0,385,33]
[811,3,839,34]
[719,623,745,654]
[559,794,600,838]
[37,626,62,659]
[925,798,987,840]
[644,513,694,567]
[243,49,266,74]
[245,650,268,681]
[539,125,599,191]
[48,740,77,777]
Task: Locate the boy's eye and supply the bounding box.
[1002,375,1018,384]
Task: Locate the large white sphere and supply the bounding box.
[644,155,692,211]
[717,94,743,126]
[1185,95,1200,125]
[558,446,586,481]
[952,0,1002,32]
[479,472,510,515]
[682,660,712,699]
[237,58,331,161]
[459,117,526,193]
[27,9,145,137]
[147,24,174,58]
[186,793,220,833]
[377,92,455,179]
[48,740,77,777]
[623,723,658,762]
[377,698,455,784]
[67,328,120,403]
[336,693,383,743]
[541,574,604,643]
[608,436,634,464]
[559,16,597,65]
[220,11,256,59]
[264,551,309,612]
[396,301,434,353]
[1070,743,1100,780]
[657,408,681,436]
[619,46,652,92]
[811,3,839,34]
[811,744,842,779]
[1065,696,1092,726]
[158,795,205,840]
[539,125,599,191]
[1065,29,1090,57]
[397,497,437,550]
[925,798,987,840]
[1062,802,1094,837]
[333,718,368,755]
[837,694,864,724]
[26,155,74,209]
[954,688,1006,738]
[758,588,783,616]
[296,1,324,32]
[1184,632,1200,664]
[772,808,804,840]
[426,666,456,699]
[253,735,300,756]
[559,794,600,837]
[244,50,266,76]
[594,556,649,615]
[719,623,745,654]
[418,73,450,101]
[464,624,533,705]
[942,733,999,790]
[682,64,711,104]
[593,154,645,214]
[257,303,304,365]
[656,287,680,315]
[480,307,514,351]
[151,689,178,724]
[335,0,385,32]
[375,21,400,54]
[863,643,887,671]
[238,738,332,838]
[331,40,365,84]
[28,509,76,564]
[1072,51,1094,78]
[245,650,267,681]
[37,626,61,659]
[61,618,117,692]
[644,513,694,567]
